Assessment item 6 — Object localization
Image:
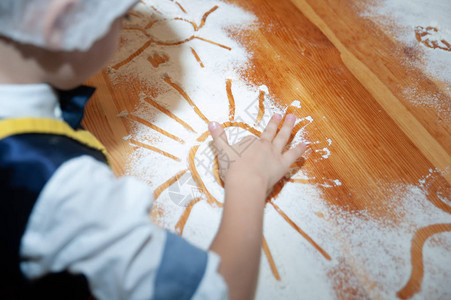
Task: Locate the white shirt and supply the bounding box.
[0,83,228,300]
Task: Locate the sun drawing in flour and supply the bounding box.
[120,79,334,280]
[111,0,336,281]
[112,0,231,70]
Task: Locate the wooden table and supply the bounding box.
[83,0,450,298]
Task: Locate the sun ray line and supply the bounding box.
[288,178,309,184]
[112,40,153,70]
[269,201,331,260]
[153,169,188,200]
[194,36,232,51]
[262,236,281,281]
[256,90,265,124]
[397,223,451,299]
[149,5,161,14]
[175,197,203,235]
[122,27,150,37]
[212,157,224,187]
[126,114,185,144]
[145,20,159,30]
[189,145,223,207]
[170,0,187,14]
[190,47,205,68]
[226,79,235,121]
[164,76,210,124]
[143,97,196,133]
[129,139,181,162]
[198,6,219,30]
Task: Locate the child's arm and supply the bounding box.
[208,113,306,299]
[17,112,303,300]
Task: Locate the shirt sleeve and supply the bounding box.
[192,251,228,300]
[19,155,228,300]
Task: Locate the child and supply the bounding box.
[0,0,306,299]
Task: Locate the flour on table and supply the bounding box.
[361,0,451,120]
[325,182,451,299]
[106,0,450,299]
[361,0,451,83]
[291,100,302,108]
[258,84,269,94]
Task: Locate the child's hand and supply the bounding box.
[208,113,306,195]
[209,114,306,298]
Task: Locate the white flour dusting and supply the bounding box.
[329,181,451,299]
[291,100,302,108]
[258,171,451,299]
[361,0,451,120]
[106,0,450,298]
[258,84,269,94]
[148,19,195,43]
[362,0,451,84]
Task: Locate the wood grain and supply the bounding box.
[290,0,450,182]
[82,0,450,298]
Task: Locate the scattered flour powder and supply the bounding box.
[106,0,450,298]
[362,0,451,83]
[360,0,451,119]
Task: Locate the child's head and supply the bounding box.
[0,0,138,89]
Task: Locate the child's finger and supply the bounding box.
[282,143,307,169]
[209,122,229,153]
[273,114,296,152]
[260,113,282,141]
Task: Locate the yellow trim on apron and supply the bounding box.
[0,118,110,165]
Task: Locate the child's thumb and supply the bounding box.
[208,122,229,152]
